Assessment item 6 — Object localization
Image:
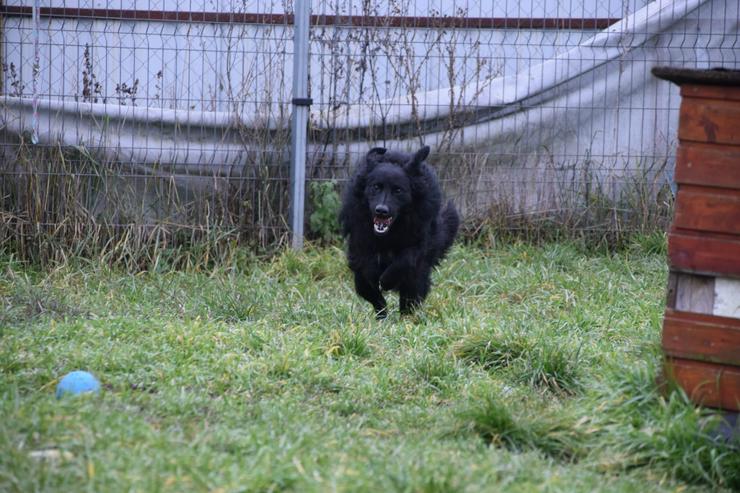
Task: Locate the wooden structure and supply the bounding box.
[653,67,740,411]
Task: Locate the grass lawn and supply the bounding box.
[1,238,738,492]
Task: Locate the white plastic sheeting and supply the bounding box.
[2,0,738,179]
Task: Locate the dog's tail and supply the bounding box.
[434,200,460,261]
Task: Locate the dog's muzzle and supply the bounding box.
[373,214,393,235]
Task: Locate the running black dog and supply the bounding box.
[339,146,460,318]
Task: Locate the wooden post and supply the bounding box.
[653,67,740,412]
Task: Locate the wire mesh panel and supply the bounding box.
[1,0,296,262]
[1,0,739,262]
[306,0,738,240]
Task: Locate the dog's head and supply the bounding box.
[362,146,430,236]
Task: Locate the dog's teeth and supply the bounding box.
[372,216,393,234]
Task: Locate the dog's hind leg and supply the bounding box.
[354,271,388,319]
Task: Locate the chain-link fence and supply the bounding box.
[1,0,738,262]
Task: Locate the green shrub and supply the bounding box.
[308,180,341,243]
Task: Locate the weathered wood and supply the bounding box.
[681,84,740,102]
[675,142,740,190]
[662,309,740,365]
[669,230,740,278]
[664,358,740,411]
[665,272,678,309]
[714,278,740,319]
[673,186,740,235]
[666,271,740,319]
[674,273,715,315]
[653,68,740,89]
[679,98,740,145]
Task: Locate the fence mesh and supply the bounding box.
[1,0,738,262]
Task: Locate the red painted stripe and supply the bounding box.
[0,6,621,29]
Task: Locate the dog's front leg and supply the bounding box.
[354,271,388,319]
[399,263,432,315]
[379,249,418,291]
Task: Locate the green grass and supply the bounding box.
[1,236,738,492]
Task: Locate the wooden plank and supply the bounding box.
[665,271,740,319]
[673,186,740,235]
[679,98,740,145]
[674,273,715,314]
[664,358,740,411]
[681,84,740,102]
[675,142,740,190]
[715,278,740,318]
[665,272,678,309]
[669,230,740,277]
[0,5,624,30]
[662,309,740,365]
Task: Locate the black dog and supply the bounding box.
[339,146,460,318]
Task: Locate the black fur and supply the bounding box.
[339,146,460,318]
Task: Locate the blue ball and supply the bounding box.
[55,371,101,399]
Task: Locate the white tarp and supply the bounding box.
[2,0,738,182]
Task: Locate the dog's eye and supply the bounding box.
[392,186,403,194]
[372,184,382,192]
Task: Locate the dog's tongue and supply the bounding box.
[373,215,393,234]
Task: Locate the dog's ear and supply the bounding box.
[352,174,366,198]
[366,147,387,170]
[405,145,430,174]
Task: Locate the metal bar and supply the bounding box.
[30,0,40,144]
[0,6,621,30]
[289,0,310,250]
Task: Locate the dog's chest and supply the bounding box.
[376,251,396,268]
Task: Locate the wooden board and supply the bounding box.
[662,309,740,365]
[714,278,740,318]
[669,230,740,278]
[672,273,714,314]
[675,142,740,190]
[679,98,740,145]
[665,271,740,317]
[664,358,740,411]
[681,84,740,102]
[673,186,740,235]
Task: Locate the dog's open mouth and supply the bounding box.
[373,215,394,235]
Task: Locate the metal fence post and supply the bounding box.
[289,1,311,250]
